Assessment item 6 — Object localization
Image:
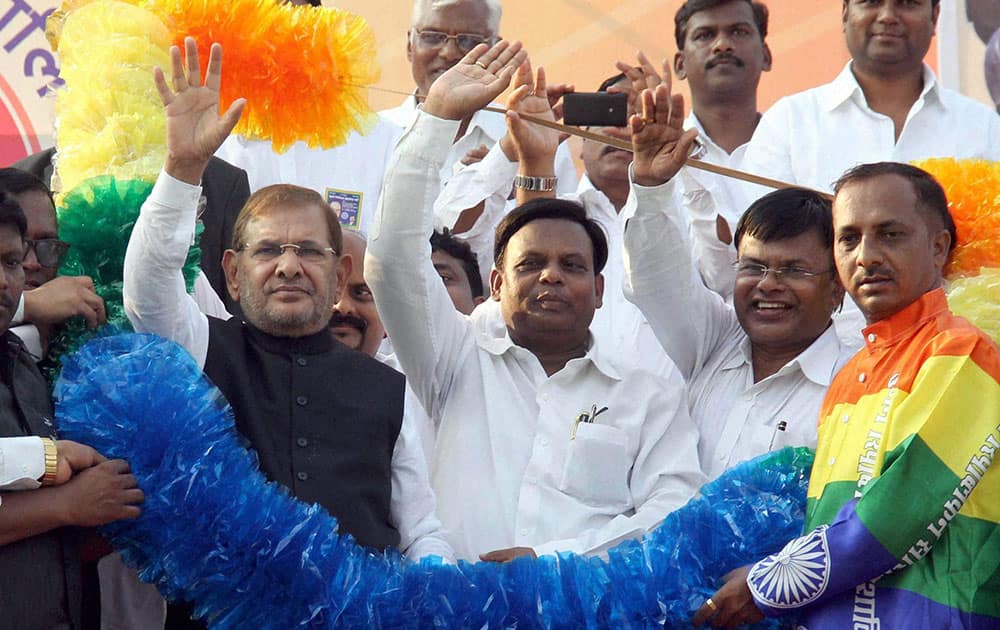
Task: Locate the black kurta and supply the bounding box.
[203,317,404,550]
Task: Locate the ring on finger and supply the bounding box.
[705,598,718,612]
[475,61,488,70]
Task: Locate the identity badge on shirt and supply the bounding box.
[326,189,364,230]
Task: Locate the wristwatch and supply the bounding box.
[513,174,558,192]
[40,438,58,486]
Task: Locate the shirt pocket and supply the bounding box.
[559,422,631,509]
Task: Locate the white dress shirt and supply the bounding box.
[366,110,705,561]
[215,118,402,236]
[623,177,855,480]
[122,171,454,563]
[0,436,45,491]
[731,63,1000,351]
[739,62,1000,196]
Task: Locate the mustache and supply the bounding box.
[857,266,894,282]
[705,53,744,70]
[329,312,368,333]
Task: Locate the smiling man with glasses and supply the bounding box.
[620,67,854,481]
[0,168,106,359]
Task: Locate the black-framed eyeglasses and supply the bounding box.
[25,238,70,268]
[412,29,494,53]
[733,261,835,283]
[238,241,338,264]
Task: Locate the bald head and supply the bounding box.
[411,0,501,31]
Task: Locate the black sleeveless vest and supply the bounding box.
[203,318,403,550]
[0,333,80,629]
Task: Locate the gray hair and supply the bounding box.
[410,0,502,34]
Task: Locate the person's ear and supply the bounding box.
[406,30,414,63]
[673,51,688,81]
[594,272,605,309]
[931,228,951,272]
[489,267,503,301]
[761,42,773,72]
[336,253,353,296]
[222,249,241,302]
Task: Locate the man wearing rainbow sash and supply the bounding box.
[692,166,1000,629]
[620,61,999,628]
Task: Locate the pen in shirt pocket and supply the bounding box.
[571,405,609,439]
[768,420,788,451]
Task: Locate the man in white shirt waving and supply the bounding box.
[366,40,704,563]
[620,57,856,481]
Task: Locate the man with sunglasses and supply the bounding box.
[0,168,104,359]
[619,60,854,481]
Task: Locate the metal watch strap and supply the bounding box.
[41,437,58,486]
[513,174,558,192]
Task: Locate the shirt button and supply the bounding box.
[858,373,866,383]
[296,395,308,406]
[520,528,529,536]
[867,333,876,343]
[841,414,850,423]
[828,457,836,466]
[296,357,307,367]
[540,437,550,447]
[296,471,309,481]
[296,437,309,447]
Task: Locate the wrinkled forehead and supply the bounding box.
[412,0,500,34]
[245,203,334,246]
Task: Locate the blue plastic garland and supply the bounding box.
[55,333,813,628]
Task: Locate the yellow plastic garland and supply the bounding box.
[53,0,170,198]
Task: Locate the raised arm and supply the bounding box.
[365,41,526,418]
[619,53,741,380]
[123,38,244,365]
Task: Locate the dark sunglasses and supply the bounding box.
[25,238,70,268]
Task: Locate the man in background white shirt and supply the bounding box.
[733,0,1000,348]
[366,40,704,563]
[380,0,578,227]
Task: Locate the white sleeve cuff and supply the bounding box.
[0,436,45,491]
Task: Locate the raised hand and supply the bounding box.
[153,37,246,185]
[423,40,527,122]
[502,59,561,166]
[617,52,698,187]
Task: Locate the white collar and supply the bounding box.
[726,323,844,387]
[820,61,942,113]
[478,328,623,382]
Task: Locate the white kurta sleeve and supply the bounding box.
[365,111,478,420]
[123,171,211,367]
[621,174,742,381]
